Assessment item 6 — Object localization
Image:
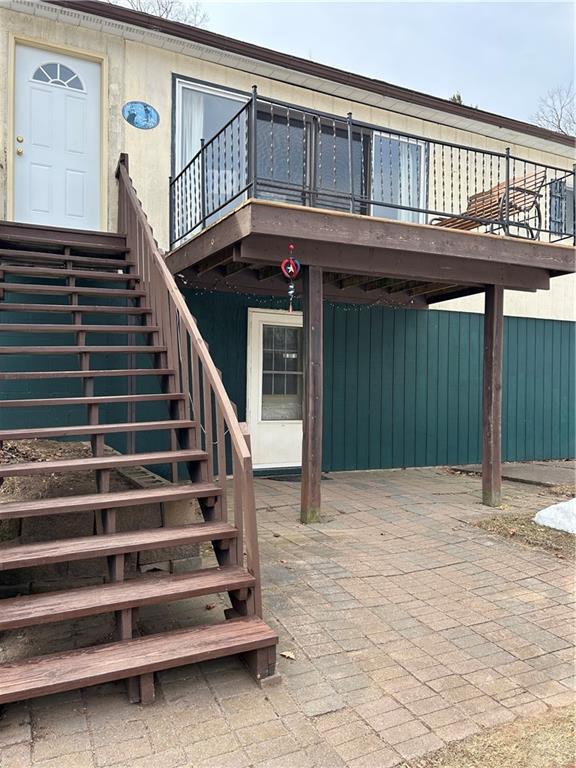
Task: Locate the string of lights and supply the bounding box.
[175,276,418,313]
[179,276,413,312]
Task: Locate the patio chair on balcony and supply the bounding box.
[431,169,546,239]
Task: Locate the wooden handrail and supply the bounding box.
[116,154,261,615]
[116,156,251,464]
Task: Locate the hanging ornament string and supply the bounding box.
[280,243,301,313]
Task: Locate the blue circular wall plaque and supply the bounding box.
[122,101,160,130]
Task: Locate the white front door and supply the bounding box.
[14,45,101,229]
[247,309,304,469]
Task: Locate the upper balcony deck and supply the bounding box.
[170,89,574,247]
[167,89,575,306]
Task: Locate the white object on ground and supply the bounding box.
[533,498,576,534]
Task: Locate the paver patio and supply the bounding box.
[0,468,573,768]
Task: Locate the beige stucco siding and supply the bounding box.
[436,274,576,321]
[0,7,573,319]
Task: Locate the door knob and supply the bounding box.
[16,136,23,143]
[16,148,23,156]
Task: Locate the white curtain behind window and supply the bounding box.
[372,134,425,223]
[179,87,203,172]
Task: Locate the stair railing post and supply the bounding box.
[232,444,245,571]
[239,424,262,617]
[116,153,129,238]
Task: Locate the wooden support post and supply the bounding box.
[139,673,156,706]
[301,266,323,524]
[482,285,504,507]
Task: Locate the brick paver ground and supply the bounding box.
[0,468,573,768]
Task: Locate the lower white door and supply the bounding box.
[247,309,304,469]
[14,44,101,229]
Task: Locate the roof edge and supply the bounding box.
[45,0,575,149]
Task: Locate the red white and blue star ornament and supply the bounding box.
[281,243,300,312]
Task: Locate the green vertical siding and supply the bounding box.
[2,285,574,469]
[502,317,575,461]
[183,289,575,470]
[0,280,174,457]
[318,302,486,471]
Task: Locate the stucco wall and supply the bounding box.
[0,6,573,319]
[436,274,576,321]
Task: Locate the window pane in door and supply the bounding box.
[178,87,245,171]
[314,123,365,213]
[176,84,248,235]
[372,134,426,223]
[549,179,575,237]
[261,324,303,421]
[256,107,306,205]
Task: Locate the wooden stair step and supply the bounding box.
[0,617,277,705]
[0,566,254,630]
[0,482,221,521]
[0,449,206,478]
[0,393,184,407]
[0,324,159,334]
[0,232,129,254]
[0,419,195,441]
[0,248,129,268]
[0,283,145,298]
[0,303,152,315]
[0,266,140,282]
[0,522,237,570]
[0,368,174,381]
[0,346,166,354]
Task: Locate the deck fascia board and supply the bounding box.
[167,200,573,294]
[247,202,575,273]
[168,206,252,274]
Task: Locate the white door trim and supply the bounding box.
[246,307,303,469]
[7,34,108,229]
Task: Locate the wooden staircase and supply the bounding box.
[0,157,277,706]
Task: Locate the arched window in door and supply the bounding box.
[32,62,84,91]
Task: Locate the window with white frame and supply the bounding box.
[371,133,428,223]
[174,79,247,174]
[549,178,575,237]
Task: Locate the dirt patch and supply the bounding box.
[0,439,122,500]
[0,440,136,546]
[402,706,575,768]
[474,506,575,561]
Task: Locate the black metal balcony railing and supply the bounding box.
[169,87,576,247]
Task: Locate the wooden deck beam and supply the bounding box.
[301,266,323,524]
[194,251,232,276]
[222,262,249,277]
[256,266,279,282]
[180,264,428,307]
[482,285,504,507]
[240,235,548,292]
